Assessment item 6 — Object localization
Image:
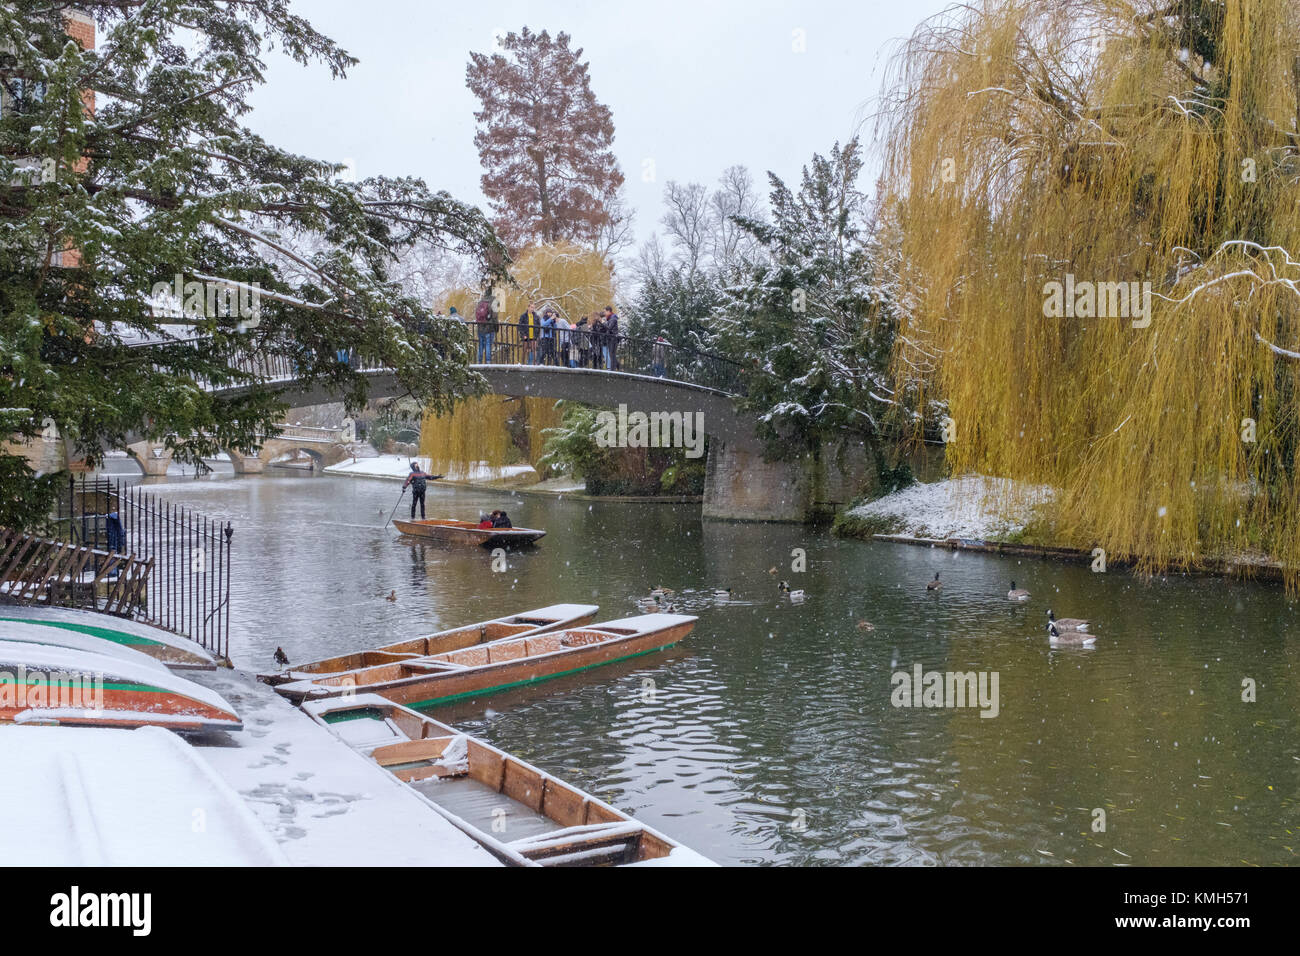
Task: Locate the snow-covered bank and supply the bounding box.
[840,476,1055,541]
[324,453,538,484]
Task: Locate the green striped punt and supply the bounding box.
[408,642,677,711]
[0,617,162,648]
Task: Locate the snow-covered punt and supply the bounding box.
[0,605,217,669]
[0,641,242,732]
[393,517,546,548]
[302,695,715,867]
[259,603,600,686]
[0,620,176,673]
[274,613,698,708]
[0,725,285,865]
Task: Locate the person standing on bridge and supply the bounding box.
[403,462,433,519]
[519,302,542,365]
[474,293,497,363]
[590,312,606,369]
[652,334,668,377]
[574,315,591,367]
[539,309,556,365]
[602,306,621,371]
[556,313,572,367]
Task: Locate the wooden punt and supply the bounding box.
[393,518,546,548]
[0,620,178,674]
[0,605,217,669]
[274,613,697,708]
[258,603,599,686]
[0,640,242,732]
[302,694,715,867]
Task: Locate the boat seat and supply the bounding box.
[560,631,608,647]
[401,660,468,673]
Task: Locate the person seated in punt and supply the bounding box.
[477,511,497,530]
[491,511,513,529]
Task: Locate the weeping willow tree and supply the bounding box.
[420,242,613,476]
[879,0,1300,578]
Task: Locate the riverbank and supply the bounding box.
[323,453,700,503]
[834,474,1290,582]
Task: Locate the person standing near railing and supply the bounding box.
[556,313,573,367]
[652,334,669,377]
[474,293,497,363]
[539,309,556,365]
[518,302,542,365]
[590,312,606,369]
[602,306,621,371]
[574,315,591,367]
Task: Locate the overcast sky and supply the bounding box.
[246,0,955,254]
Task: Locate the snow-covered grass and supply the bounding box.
[839,476,1056,541]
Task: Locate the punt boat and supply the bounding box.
[0,605,217,668]
[0,620,177,674]
[302,694,714,867]
[393,518,546,548]
[0,641,242,732]
[274,613,697,708]
[258,604,599,685]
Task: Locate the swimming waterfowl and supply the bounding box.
[926,573,942,591]
[1007,581,1030,601]
[777,582,806,601]
[856,620,875,631]
[1047,622,1096,647]
[651,587,674,599]
[386,589,397,603]
[714,588,733,599]
[1047,609,1089,632]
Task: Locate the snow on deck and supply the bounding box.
[848,476,1056,540]
[187,668,500,866]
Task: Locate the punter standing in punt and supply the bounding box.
[403,462,433,519]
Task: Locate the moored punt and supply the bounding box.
[259,603,599,686]
[0,605,217,669]
[0,641,242,732]
[274,613,697,708]
[393,518,546,548]
[0,620,176,674]
[302,694,715,867]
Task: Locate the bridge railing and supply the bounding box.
[132,320,748,396]
[452,318,747,394]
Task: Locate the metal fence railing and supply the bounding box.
[43,476,233,660]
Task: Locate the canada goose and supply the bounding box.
[386,589,397,602]
[856,620,875,631]
[1047,622,1096,647]
[1047,609,1089,632]
[273,646,289,667]
[926,573,942,591]
[1007,581,1030,601]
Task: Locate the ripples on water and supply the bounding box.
[134,468,1300,866]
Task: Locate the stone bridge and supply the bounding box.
[125,423,355,476]
[114,323,870,521]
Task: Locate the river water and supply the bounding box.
[124,466,1300,867]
